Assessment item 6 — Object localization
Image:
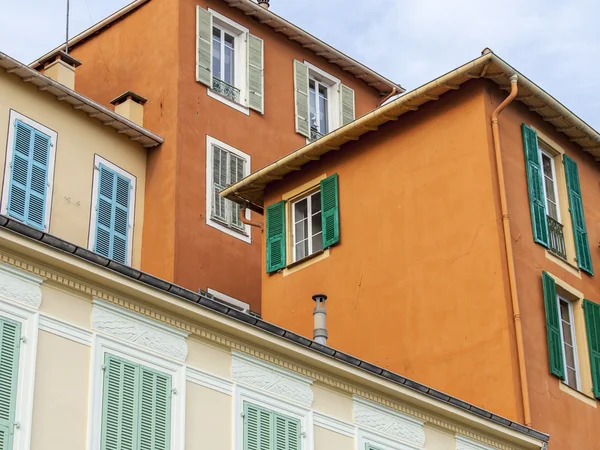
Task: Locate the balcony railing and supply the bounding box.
[547,215,567,260]
[310,127,325,142]
[212,77,240,104]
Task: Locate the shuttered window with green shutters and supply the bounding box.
[266,201,286,273]
[542,272,565,379]
[100,354,172,450]
[243,402,300,450]
[563,154,593,275]
[584,300,600,399]
[0,317,21,450]
[320,174,340,249]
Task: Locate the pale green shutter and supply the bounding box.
[0,318,21,450]
[542,272,565,379]
[321,174,340,248]
[248,35,264,114]
[340,84,355,126]
[563,154,593,275]
[274,413,300,450]
[293,61,310,138]
[266,201,286,273]
[583,300,600,399]
[244,403,271,450]
[366,445,383,450]
[139,367,172,450]
[196,6,212,86]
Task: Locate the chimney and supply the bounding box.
[257,0,270,9]
[39,50,82,91]
[312,294,328,345]
[110,91,147,127]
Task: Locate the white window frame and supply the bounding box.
[291,190,322,263]
[233,384,313,450]
[205,135,251,243]
[2,110,57,232]
[303,61,341,143]
[207,8,250,116]
[0,297,40,450]
[86,334,186,450]
[87,155,137,266]
[538,147,561,222]
[557,294,581,391]
[207,288,250,313]
[357,428,419,450]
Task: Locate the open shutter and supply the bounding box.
[244,403,271,450]
[521,124,549,247]
[0,318,21,450]
[584,300,600,399]
[196,6,212,86]
[542,272,565,379]
[340,84,355,126]
[139,367,172,450]
[274,413,300,450]
[293,61,310,138]
[229,153,245,229]
[564,154,593,275]
[266,201,286,273]
[101,355,139,450]
[248,35,264,114]
[113,174,131,264]
[321,174,340,248]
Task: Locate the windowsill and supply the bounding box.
[207,87,249,116]
[559,380,596,407]
[545,249,581,279]
[207,216,251,244]
[283,248,330,277]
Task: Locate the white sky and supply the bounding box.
[1,0,598,129]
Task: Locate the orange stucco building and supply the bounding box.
[224,50,600,448]
[32,0,400,313]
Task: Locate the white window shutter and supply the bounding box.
[293,60,310,138]
[340,84,355,126]
[247,34,264,114]
[196,6,213,86]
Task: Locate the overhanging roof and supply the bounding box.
[222,49,600,211]
[0,51,164,147]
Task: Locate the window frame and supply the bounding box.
[87,154,137,266]
[557,294,581,391]
[538,147,561,222]
[1,110,57,232]
[205,135,251,243]
[303,61,341,142]
[291,189,323,263]
[357,429,418,450]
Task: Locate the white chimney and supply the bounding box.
[312,294,328,345]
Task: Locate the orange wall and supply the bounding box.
[497,87,600,449]
[69,0,382,312]
[261,80,524,420]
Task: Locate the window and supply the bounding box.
[2,111,57,231]
[558,296,580,390]
[309,79,329,140]
[89,156,136,265]
[292,191,323,262]
[538,147,566,260]
[206,136,251,243]
[242,402,301,450]
[212,26,238,102]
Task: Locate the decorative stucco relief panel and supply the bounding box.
[0,263,43,309]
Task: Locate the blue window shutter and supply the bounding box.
[95,164,131,264]
[0,317,21,450]
[8,120,50,230]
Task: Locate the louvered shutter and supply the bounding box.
[8,120,50,230]
[321,174,340,248]
[266,201,286,273]
[293,61,310,138]
[196,6,212,86]
[340,84,355,126]
[101,355,138,450]
[244,403,271,450]
[521,124,549,247]
[274,413,300,450]
[211,146,228,223]
[564,155,593,275]
[584,300,600,399]
[248,35,264,113]
[229,153,245,229]
[542,272,565,379]
[139,367,172,450]
[0,318,21,450]
[366,445,383,450]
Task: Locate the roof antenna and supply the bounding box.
[65,0,70,54]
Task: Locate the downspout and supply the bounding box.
[240,206,263,230]
[491,74,532,427]
[378,87,399,107]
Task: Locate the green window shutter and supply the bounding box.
[274,413,300,450]
[564,154,593,275]
[0,317,21,450]
[321,174,340,248]
[266,201,286,273]
[521,124,549,247]
[248,35,264,114]
[584,300,600,399]
[196,6,213,86]
[244,402,271,450]
[139,367,172,450]
[542,272,565,379]
[339,84,355,126]
[293,60,310,138]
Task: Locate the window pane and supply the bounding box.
[311,211,322,236]
[319,85,328,133]
[542,153,553,179]
[547,201,558,220]
[559,301,570,323]
[564,344,576,368]
[295,219,308,243]
[224,45,235,85]
[311,192,321,213]
[562,321,573,345]
[294,199,308,221]
[544,177,556,203]
[225,32,235,48]
[312,232,323,253]
[309,80,317,131]
[566,368,577,389]
[295,241,308,260]
[212,29,221,80]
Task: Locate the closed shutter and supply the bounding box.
[564,154,593,275]
[584,300,600,399]
[366,445,383,450]
[293,61,310,138]
[229,153,245,229]
[0,318,21,450]
[8,120,51,230]
[521,124,549,247]
[266,201,286,273]
[196,6,213,86]
[212,146,228,223]
[542,272,565,379]
[339,84,355,126]
[320,174,340,248]
[244,403,271,450]
[274,413,300,450]
[139,367,172,450]
[95,164,131,264]
[248,35,264,114]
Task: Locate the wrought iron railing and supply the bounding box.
[547,215,567,259]
[212,77,240,103]
[310,127,325,141]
